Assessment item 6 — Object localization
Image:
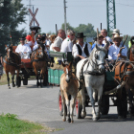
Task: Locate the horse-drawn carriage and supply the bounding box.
[12,46,35,86]
[49,50,121,120]
[4,44,47,88]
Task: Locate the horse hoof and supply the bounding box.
[68,118,71,123]
[81,111,86,118]
[8,86,11,89]
[12,84,15,87]
[63,119,66,122]
[92,116,98,121]
[71,120,74,123]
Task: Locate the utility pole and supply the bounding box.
[63,0,67,35]
[106,0,116,35]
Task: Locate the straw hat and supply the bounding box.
[113,33,122,40]
[98,34,104,38]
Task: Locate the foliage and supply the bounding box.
[61,23,97,37]
[0,0,27,56]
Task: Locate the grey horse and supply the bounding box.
[76,44,107,121]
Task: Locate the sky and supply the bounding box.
[18,0,134,36]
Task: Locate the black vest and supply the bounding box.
[76,43,89,57]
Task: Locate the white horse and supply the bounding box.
[76,45,107,121]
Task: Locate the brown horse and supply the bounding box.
[108,45,134,118]
[60,61,78,123]
[31,44,47,87]
[4,45,21,88]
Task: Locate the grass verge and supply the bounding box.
[0,74,36,85]
[0,113,58,134]
[0,74,12,85]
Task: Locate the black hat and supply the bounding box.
[20,37,25,41]
[30,26,41,33]
[41,34,46,41]
[131,36,134,44]
[76,33,85,38]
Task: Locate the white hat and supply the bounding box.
[112,29,120,35]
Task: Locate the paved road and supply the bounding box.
[0,80,134,134]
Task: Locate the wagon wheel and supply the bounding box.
[58,90,67,116]
[16,76,21,87]
[75,99,86,119]
[100,95,109,115]
[23,77,28,85]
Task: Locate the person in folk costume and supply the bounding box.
[15,37,32,59]
[108,33,127,64]
[91,34,106,50]
[25,35,32,46]
[60,29,75,53]
[101,29,112,46]
[72,32,92,66]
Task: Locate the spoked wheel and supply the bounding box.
[100,95,109,115]
[58,90,67,116]
[16,76,21,87]
[23,77,28,85]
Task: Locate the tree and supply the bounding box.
[0,0,27,55]
[61,23,97,38]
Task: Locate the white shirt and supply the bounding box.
[108,43,128,60]
[60,37,73,53]
[33,43,47,52]
[46,39,51,46]
[26,41,32,46]
[53,36,63,50]
[72,42,92,58]
[15,44,31,53]
[15,44,32,59]
[102,36,112,45]
[50,43,54,51]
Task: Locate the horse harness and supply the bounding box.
[80,49,105,79]
[3,58,21,69]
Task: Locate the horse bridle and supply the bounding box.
[89,49,105,71]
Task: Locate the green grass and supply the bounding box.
[0,113,57,134]
[0,74,12,85]
[0,74,36,85]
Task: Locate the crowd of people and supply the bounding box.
[12,27,129,65]
[0,27,131,79]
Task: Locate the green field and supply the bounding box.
[0,113,57,134]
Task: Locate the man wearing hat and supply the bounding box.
[15,37,32,59]
[72,32,91,64]
[108,33,127,61]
